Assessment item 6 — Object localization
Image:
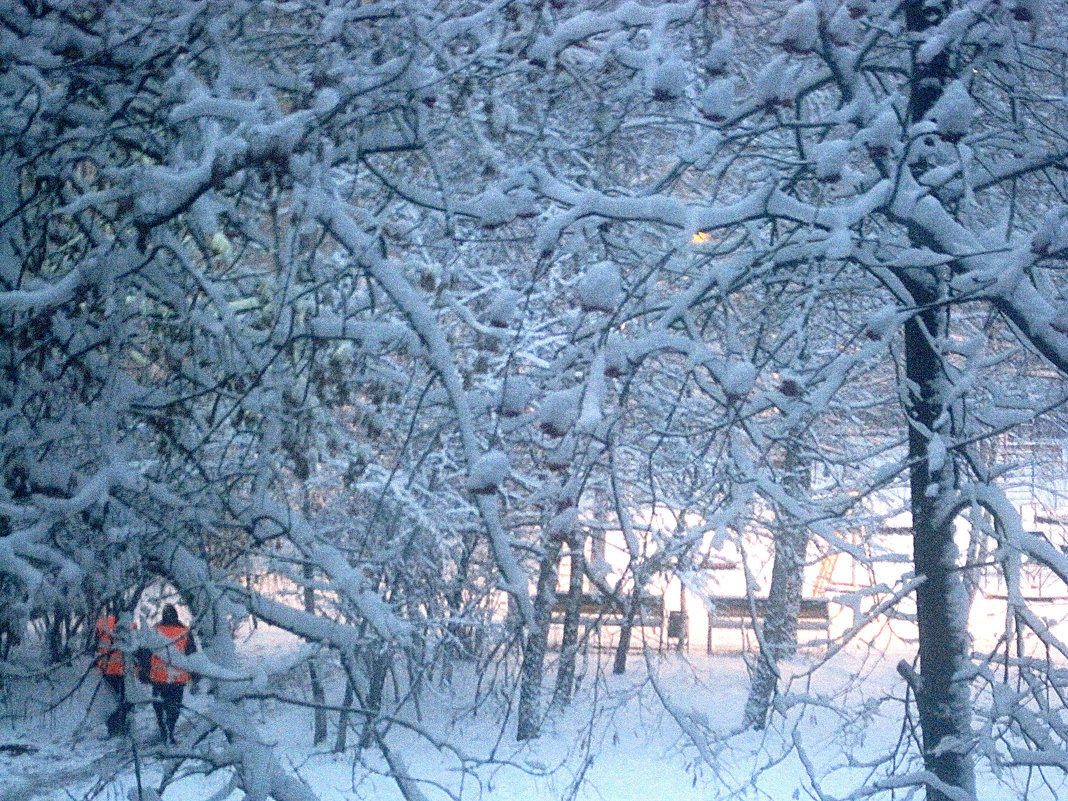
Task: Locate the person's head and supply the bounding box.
[160,604,180,626]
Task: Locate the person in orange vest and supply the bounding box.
[94,611,137,737]
[149,604,197,744]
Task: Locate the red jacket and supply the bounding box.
[149,623,193,684]
[95,614,137,676]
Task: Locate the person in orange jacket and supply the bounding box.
[94,611,137,737]
[149,604,197,744]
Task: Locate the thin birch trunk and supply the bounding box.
[303,563,328,746]
[552,532,586,707]
[612,581,641,675]
[332,677,355,753]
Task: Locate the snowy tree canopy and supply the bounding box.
[2,1,1068,800]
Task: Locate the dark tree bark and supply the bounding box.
[303,563,328,746]
[611,570,653,676]
[611,596,636,676]
[744,444,810,728]
[359,652,389,750]
[516,538,562,741]
[552,531,586,707]
[332,676,355,754]
[898,3,978,797]
[902,294,976,800]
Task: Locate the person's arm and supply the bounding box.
[185,629,201,688]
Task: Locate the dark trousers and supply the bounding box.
[152,682,185,742]
[101,673,130,736]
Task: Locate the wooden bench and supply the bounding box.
[548,591,668,650]
[984,594,1068,603]
[549,591,665,628]
[706,596,830,649]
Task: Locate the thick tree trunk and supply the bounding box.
[516,538,562,741]
[552,532,586,707]
[744,445,810,728]
[898,4,976,797]
[904,304,976,800]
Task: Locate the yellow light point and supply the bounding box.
[692,231,711,244]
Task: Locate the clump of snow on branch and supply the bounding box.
[538,387,582,437]
[811,139,852,183]
[577,261,623,313]
[498,373,536,417]
[705,32,734,76]
[646,56,688,102]
[1031,206,1068,256]
[716,360,757,400]
[927,80,976,143]
[465,187,517,229]
[484,288,524,329]
[468,450,510,495]
[775,1,820,54]
[698,78,735,122]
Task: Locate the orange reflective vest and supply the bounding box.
[149,624,191,684]
[95,615,125,676]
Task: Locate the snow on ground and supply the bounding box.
[1,620,1066,801]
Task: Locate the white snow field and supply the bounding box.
[2,611,1066,801]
